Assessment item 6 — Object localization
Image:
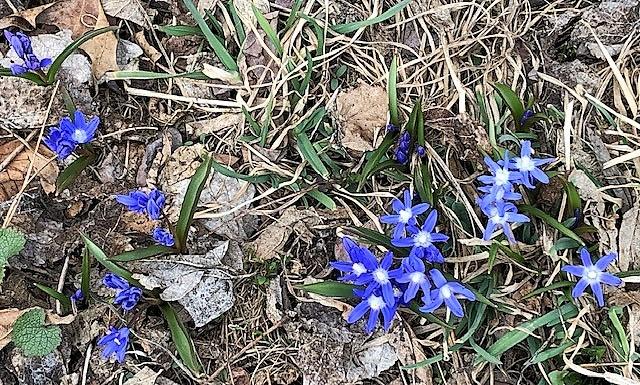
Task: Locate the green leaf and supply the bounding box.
[0,228,26,283]
[530,340,575,364]
[476,303,578,364]
[414,159,433,205]
[332,0,411,34]
[159,302,202,374]
[492,83,525,130]
[519,205,584,246]
[175,154,213,252]
[297,13,325,55]
[81,235,139,285]
[56,152,97,192]
[12,308,61,357]
[34,283,71,312]
[0,67,46,85]
[157,24,204,36]
[306,189,336,210]
[46,27,117,84]
[357,131,398,190]
[344,226,405,255]
[228,0,246,43]
[298,280,357,297]
[295,130,329,179]
[609,307,629,359]
[210,157,271,183]
[181,0,238,72]
[405,97,421,144]
[487,241,499,272]
[111,245,175,262]
[284,0,303,31]
[81,249,90,300]
[253,4,283,55]
[388,56,399,127]
[522,281,573,300]
[563,180,582,213]
[470,337,502,364]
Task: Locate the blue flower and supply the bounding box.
[146,189,165,220]
[391,210,448,263]
[347,290,396,333]
[43,126,77,159]
[420,269,475,317]
[103,273,130,290]
[562,248,622,307]
[115,190,149,215]
[152,227,175,247]
[519,109,534,126]
[114,286,142,311]
[60,110,99,144]
[3,30,51,75]
[481,201,529,243]
[352,251,402,306]
[331,237,376,282]
[416,146,426,157]
[478,152,522,191]
[395,258,431,303]
[97,326,130,363]
[477,182,522,209]
[386,123,399,133]
[70,289,84,303]
[380,190,430,239]
[394,131,410,164]
[511,140,554,189]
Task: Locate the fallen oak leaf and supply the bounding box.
[0,4,56,30]
[0,140,59,202]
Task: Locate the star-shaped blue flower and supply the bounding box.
[60,111,100,144]
[347,290,397,333]
[380,190,430,239]
[97,326,130,363]
[330,237,376,282]
[478,151,522,191]
[510,140,554,189]
[353,251,402,307]
[420,269,476,317]
[562,248,622,307]
[391,210,448,263]
[481,201,529,243]
[395,257,431,303]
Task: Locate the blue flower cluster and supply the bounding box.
[563,248,622,307]
[103,273,142,312]
[116,188,175,246]
[97,326,130,363]
[3,30,51,75]
[477,140,554,243]
[43,111,99,160]
[332,190,475,333]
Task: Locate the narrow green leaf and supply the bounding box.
[388,56,399,127]
[609,307,629,359]
[358,131,398,190]
[159,302,202,374]
[563,180,582,213]
[228,0,246,43]
[298,52,314,95]
[81,235,139,285]
[298,280,357,297]
[470,337,502,364]
[344,226,405,255]
[105,70,207,81]
[492,83,525,130]
[47,27,117,84]
[405,97,421,144]
[56,152,97,192]
[298,13,325,55]
[0,67,46,85]
[175,154,213,252]
[157,24,203,36]
[306,189,336,210]
[530,340,575,364]
[253,4,283,55]
[408,302,452,329]
[332,0,411,34]
[81,249,90,299]
[488,241,499,272]
[519,205,584,245]
[522,281,573,300]
[181,0,238,71]
[111,245,175,262]
[295,131,329,179]
[284,0,303,31]
[34,283,71,311]
[210,157,271,183]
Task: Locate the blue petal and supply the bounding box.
[571,278,589,299]
[448,282,476,300]
[419,295,443,313]
[381,306,394,330]
[595,252,617,271]
[430,233,449,243]
[391,237,414,247]
[579,248,593,267]
[444,295,464,317]
[403,283,419,303]
[381,252,393,269]
[403,189,412,208]
[422,210,438,232]
[412,203,430,215]
[347,300,370,324]
[429,269,447,287]
[391,198,404,213]
[380,214,400,224]
[600,272,622,287]
[382,283,395,306]
[366,309,379,333]
[590,281,604,307]
[561,265,585,277]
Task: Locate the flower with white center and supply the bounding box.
[396,258,431,303]
[331,237,377,283]
[510,140,554,188]
[420,269,475,318]
[353,252,402,307]
[348,291,396,333]
[392,210,449,263]
[562,248,622,307]
[481,201,529,244]
[380,190,431,239]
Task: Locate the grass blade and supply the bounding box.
[46,27,117,84]
[81,249,90,300]
[295,131,329,179]
[470,337,502,365]
[159,302,202,374]
[358,131,398,190]
[492,83,525,130]
[34,283,71,312]
[344,226,405,255]
[530,340,575,365]
[388,56,399,127]
[306,188,336,210]
[181,0,238,71]
[56,152,97,193]
[332,0,411,34]
[157,25,203,36]
[81,234,139,286]
[298,281,357,297]
[210,157,271,183]
[298,13,325,55]
[175,154,213,252]
[228,0,246,43]
[522,281,573,300]
[284,0,303,31]
[110,245,175,262]
[253,4,283,55]
[519,205,584,245]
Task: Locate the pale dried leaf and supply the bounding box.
[202,64,242,84]
[102,0,147,26]
[0,140,59,202]
[185,113,243,137]
[233,0,269,26]
[123,367,161,385]
[0,4,55,30]
[619,205,640,271]
[335,83,388,152]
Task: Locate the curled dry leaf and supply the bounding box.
[202,64,243,85]
[39,0,119,79]
[0,140,59,202]
[0,4,55,30]
[0,307,74,351]
[335,83,388,153]
[102,0,148,27]
[186,113,243,137]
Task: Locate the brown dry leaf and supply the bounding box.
[39,0,119,79]
[102,0,147,26]
[123,367,161,385]
[186,114,243,137]
[0,307,74,350]
[618,204,640,271]
[0,140,59,202]
[0,4,55,30]
[335,83,388,152]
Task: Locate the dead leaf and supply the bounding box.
[233,0,269,26]
[186,114,243,137]
[335,83,388,152]
[39,0,119,79]
[0,4,55,30]
[102,0,148,26]
[202,64,242,84]
[619,205,640,271]
[123,367,161,385]
[0,140,59,202]
[0,307,74,350]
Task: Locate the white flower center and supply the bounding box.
[586,267,600,282]
[410,272,425,284]
[367,295,386,310]
[414,231,432,247]
[352,262,367,276]
[517,156,535,172]
[398,208,413,223]
[494,168,510,186]
[72,129,87,143]
[373,268,389,284]
[114,338,121,346]
[491,214,506,225]
[441,285,452,299]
